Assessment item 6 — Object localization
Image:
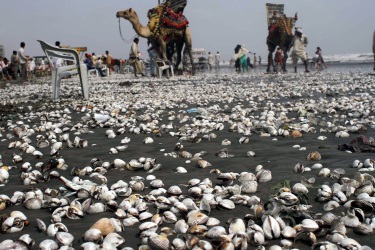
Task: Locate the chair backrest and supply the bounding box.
[37,40,80,68]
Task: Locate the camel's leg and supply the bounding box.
[282,51,288,72]
[184,28,194,75]
[267,50,276,73]
[158,38,168,60]
[175,42,183,71]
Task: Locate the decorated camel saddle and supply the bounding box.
[147,0,189,42]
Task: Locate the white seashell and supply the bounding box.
[263,215,280,240]
[318,168,331,177]
[352,159,363,168]
[311,163,323,169]
[143,137,154,144]
[221,139,231,146]
[246,151,256,157]
[335,131,349,138]
[109,148,118,154]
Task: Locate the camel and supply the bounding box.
[116,7,194,75]
[266,13,298,73]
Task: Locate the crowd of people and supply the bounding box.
[1,29,332,82]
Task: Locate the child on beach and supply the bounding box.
[275,47,283,71]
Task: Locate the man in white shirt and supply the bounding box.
[18,42,27,83]
[290,28,310,73]
[129,38,144,77]
[215,51,220,70]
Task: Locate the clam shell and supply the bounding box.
[24,198,42,210]
[187,211,209,226]
[306,151,321,161]
[148,234,169,250]
[90,218,115,236]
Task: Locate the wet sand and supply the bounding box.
[0,70,375,248]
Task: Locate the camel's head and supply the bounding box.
[116,8,138,20]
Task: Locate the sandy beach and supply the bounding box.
[0,69,375,249]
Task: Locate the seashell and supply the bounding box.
[241,181,258,194]
[281,225,297,239]
[219,199,235,210]
[293,163,305,173]
[239,137,249,144]
[337,238,361,249]
[150,179,164,189]
[335,131,349,138]
[318,168,331,177]
[353,223,373,235]
[363,158,375,168]
[123,217,139,227]
[36,218,47,232]
[228,218,246,234]
[196,159,212,168]
[323,200,340,211]
[187,210,209,226]
[55,232,74,246]
[143,137,154,144]
[292,183,308,194]
[83,228,103,243]
[294,231,317,245]
[24,198,42,210]
[301,219,319,232]
[174,219,189,234]
[175,166,187,173]
[206,226,227,239]
[256,169,272,182]
[291,130,302,138]
[278,192,298,205]
[263,215,281,240]
[221,139,231,145]
[178,150,192,159]
[167,185,182,196]
[352,159,363,168]
[148,234,169,250]
[102,233,124,249]
[90,218,115,236]
[311,163,323,169]
[162,211,178,224]
[112,159,126,168]
[39,239,59,250]
[130,181,145,192]
[341,208,361,228]
[306,151,321,161]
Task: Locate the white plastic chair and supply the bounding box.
[37,40,89,100]
[155,60,174,78]
[101,65,110,76]
[88,69,98,78]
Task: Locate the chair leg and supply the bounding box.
[80,65,89,99]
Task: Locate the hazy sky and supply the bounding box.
[1,0,374,61]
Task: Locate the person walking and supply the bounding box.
[18,42,27,83]
[105,50,112,73]
[27,57,36,82]
[238,45,251,72]
[9,51,19,80]
[129,38,144,77]
[315,47,327,71]
[207,52,214,70]
[274,47,283,71]
[215,51,220,70]
[290,28,310,73]
[253,53,257,68]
